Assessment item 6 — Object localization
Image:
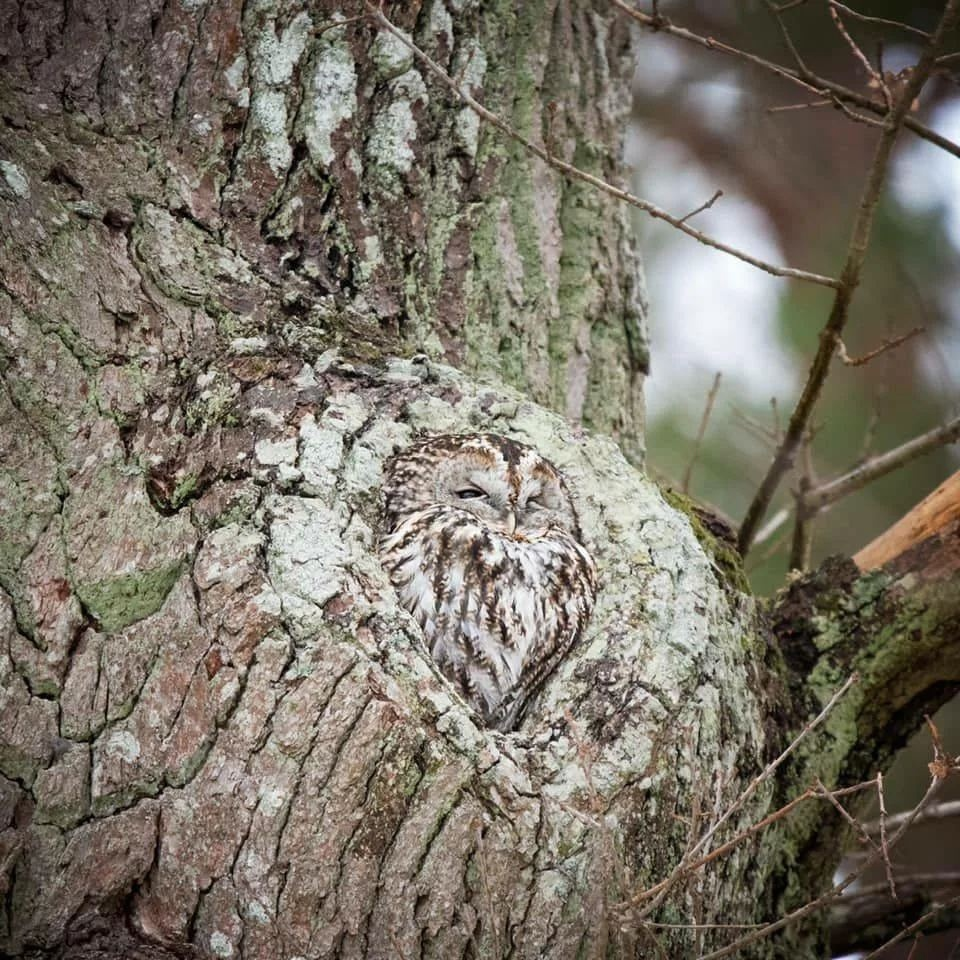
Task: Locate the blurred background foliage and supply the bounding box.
[630,0,959,592]
[626,3,959,953]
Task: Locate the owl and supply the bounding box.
[379,433,597,732]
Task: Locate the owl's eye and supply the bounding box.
[455,487,486,500]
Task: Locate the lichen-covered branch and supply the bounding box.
[765,477,960,951]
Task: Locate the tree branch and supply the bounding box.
[366,4,840,288]
[831,883,960,958]
[681,372,722,494]
[803,418,960,514]
[737,0,960,554]
[628,674,859,916]
[863,799,960,836]
[767,472,960,951]
[610,0,960,160]
[828,1,933,41]
[697,773,952,960]
[836,326,924,366]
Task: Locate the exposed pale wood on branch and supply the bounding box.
[855,469,960,571]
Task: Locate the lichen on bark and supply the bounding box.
[2,2,959,958]
[0,342,772,956]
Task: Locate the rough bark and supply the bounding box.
[0,2,958,959]
[2,0,647,453]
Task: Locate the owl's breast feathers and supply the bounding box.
[380,504,597,731]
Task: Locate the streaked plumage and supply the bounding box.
[379,433,597,731]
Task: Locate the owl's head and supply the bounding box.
[383,433,583,541]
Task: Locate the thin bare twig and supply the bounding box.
[767,99,833,113]
[765,5,889,124]
[629,789,814,910]
[840,872,960,899]
[629,776,886,914]
[837,326,924,366]
[609,0,960,160]
[767,97,887,127]
[682,372,722,494]
[864,799,960,836]
[763,0,809,73]
[802,414,960,512]
[829,1,933,40]
[788,484,813,571]
[697,773,950,959]
[700,721,960,960]
[737,0,960,554]
[681,671,856,861]
[732,408,779,447]
[859,397,882,461]
[830,1,891,108]
[366,3,838,287]
[678,189,724,224]
[861,894,960,960]
[814,778,880,853]
[316,14,366,36]
[629,674,858,914]
[858,320,897,460]
[770,397,783,443]
[876,771,897,902]
[831,874,960,956]
[644,921,766,931]
[832,97,891,128]
[788,431,816,571]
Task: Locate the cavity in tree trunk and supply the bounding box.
[0,2,958,959]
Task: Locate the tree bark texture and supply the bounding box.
[0,2,958,959]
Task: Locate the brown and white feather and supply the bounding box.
[380,434,597,731]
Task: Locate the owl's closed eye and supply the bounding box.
[379,432,597,732]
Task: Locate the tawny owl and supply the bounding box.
[379,433,597,732]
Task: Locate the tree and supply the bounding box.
[0,2,958,958]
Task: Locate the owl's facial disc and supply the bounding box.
[436,466,517,534]
[397,436,581,543]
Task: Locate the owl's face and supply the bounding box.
[383,434,582,541]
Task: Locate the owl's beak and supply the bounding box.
[504,510,518,536]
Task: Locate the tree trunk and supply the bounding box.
[1,3,957,959]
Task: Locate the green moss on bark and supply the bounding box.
[662,487,751,596]
[75,562,184,634]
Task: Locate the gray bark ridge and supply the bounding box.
[1,0,648,456]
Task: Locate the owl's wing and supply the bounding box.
[488,540,597,732]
